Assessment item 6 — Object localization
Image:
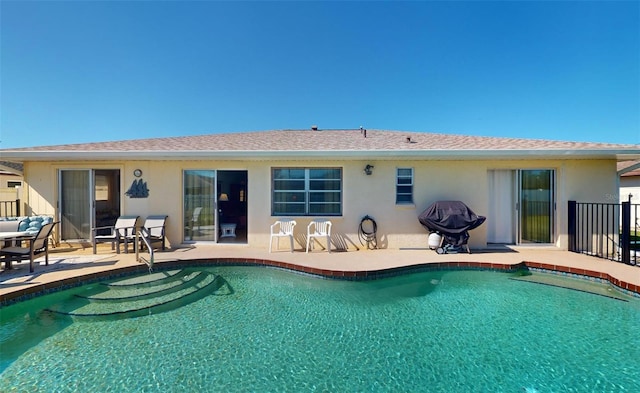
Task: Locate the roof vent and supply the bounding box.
[360,126,367,138]
[311,125,318,131]
[406,137,411,143]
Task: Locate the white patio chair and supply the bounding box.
[306,219,332,253]
[141,215,168,251]
[269,219,296,252]
[92,215,140,254]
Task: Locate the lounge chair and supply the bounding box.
[92,215,139,254]
[269,219,296,252]
[306,219,332,253]
[1,221,57,273]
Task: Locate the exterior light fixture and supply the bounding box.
[364,164,374,176]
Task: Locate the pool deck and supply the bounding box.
[1,243,639,304]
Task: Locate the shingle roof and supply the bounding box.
[0,161,23,174]
[618,160,640,177]
[1,129,639,161]
[3,129,634,151]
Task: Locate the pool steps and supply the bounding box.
[46,269,231,320]
[78,270,203,301]
[102,269,184,287]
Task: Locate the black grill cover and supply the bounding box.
[418,200,486,235]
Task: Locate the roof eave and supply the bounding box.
[1,149,639,161]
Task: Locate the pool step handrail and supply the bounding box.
[135,227,154,270]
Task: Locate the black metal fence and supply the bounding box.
[0,199,20,218]
[568,200,638,265]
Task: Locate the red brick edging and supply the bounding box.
[1,258,638,306]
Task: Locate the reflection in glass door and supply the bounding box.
[519,170,554,243]
[184,170,217,242]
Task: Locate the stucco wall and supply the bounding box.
[21,158,619,251]
[620,176,640,231]
[22,162,56,216]
[0,187,20,203]
[0,172,22,189]
[620,176,640,204]
[561,160,618,203]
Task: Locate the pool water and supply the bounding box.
[1,267,640,392]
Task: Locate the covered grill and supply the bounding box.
[418,200,486,254]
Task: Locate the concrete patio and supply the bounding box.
[2,243,640,305]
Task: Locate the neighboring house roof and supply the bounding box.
[618,160,640,177]
[0,161,24,175]
[1,129,639,161]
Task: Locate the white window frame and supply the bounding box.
[396,167,414,204]
[272,167,342,216]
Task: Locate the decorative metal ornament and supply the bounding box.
[125,179,149,198]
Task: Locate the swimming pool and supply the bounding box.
[1,266,639,392]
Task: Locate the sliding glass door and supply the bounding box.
[59,169,121,241]
[487,170,516,244]
[487,169,555,244]
[183,170,217,242]
[519,169,554,243]
[60,170,92,240]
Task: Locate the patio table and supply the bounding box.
[1,231,32,269]
[0,231,30,240]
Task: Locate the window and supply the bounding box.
[396,168,413,204]
[272,168,342,216]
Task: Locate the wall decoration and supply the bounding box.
[125,178,149,198]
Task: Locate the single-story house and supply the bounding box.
[1,128,639,251]
[0,162,24,216]
[0,162,24,200]
[619,160,640,231]
[619,160,640,204]
[0,173,22,203]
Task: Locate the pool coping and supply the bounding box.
[2,258,638,306]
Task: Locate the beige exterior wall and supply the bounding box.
[0,187,20,203]
[0,173,23,211]
[620,175,640,231]
[23,162,59,217]
[0,172,23,189]
[620,176,640,204]
[21,158,619,251]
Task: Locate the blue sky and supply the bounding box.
[1,1,638,148]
